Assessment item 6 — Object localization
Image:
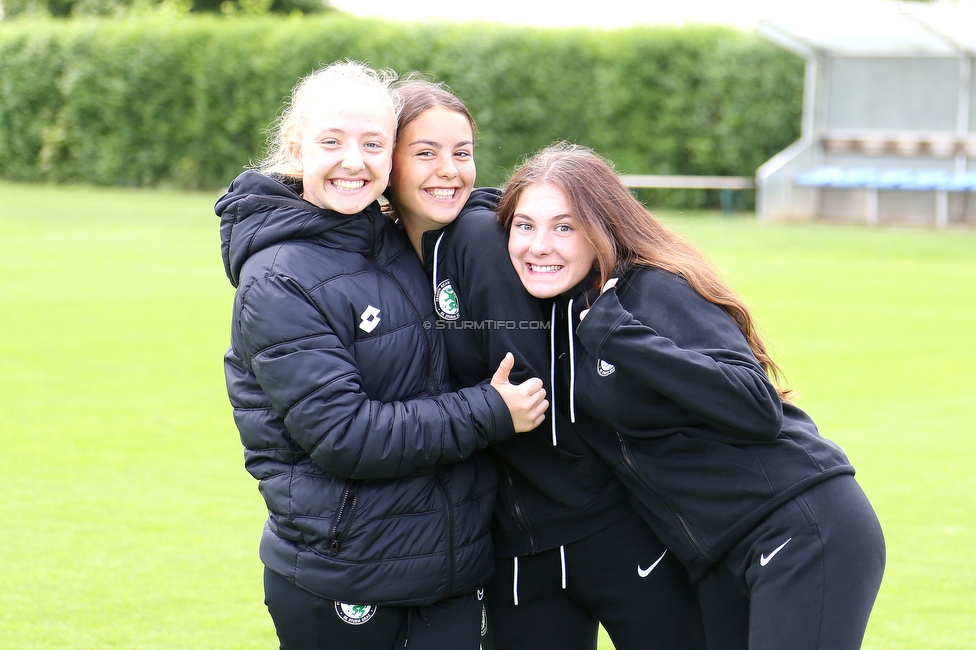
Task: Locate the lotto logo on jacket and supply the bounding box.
[359,305,381,333]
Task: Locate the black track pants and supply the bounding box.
[264,567,485,650]
[483,513,707,650]
[698,475,886,650]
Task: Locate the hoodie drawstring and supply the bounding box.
[431,232,446,296]
[559,545,568,589]
[567,298,577,424]
[549,302,558,446]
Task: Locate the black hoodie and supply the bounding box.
[564,265,855,582]
[217,171,515,606]
[419,188,633,559]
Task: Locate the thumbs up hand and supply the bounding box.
[490,353,548,433]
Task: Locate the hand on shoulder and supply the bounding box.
[580,277,618,321]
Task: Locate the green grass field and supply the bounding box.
[1,179,974,649]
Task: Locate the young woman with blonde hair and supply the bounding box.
[216,60,547,650]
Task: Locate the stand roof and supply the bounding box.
[758,1,976,58]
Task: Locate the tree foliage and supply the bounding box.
[0,15,803,207]
[1,0,327,18]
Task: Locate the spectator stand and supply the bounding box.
[755,0,976,228]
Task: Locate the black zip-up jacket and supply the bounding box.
[217,171,515,606]
[560,266,854,582]
[419,188,632,557]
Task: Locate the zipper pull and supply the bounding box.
[330,539,340,556]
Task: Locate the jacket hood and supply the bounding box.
[216,170,380,287]
[422,187,503,277]
[464,186,503,213]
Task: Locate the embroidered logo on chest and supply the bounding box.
[435,278,460,321]
[597,359,616,377]
[359,305,381,333]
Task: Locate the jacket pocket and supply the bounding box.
[328,479,360,557]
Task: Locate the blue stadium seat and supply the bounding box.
[794,167,976,192]
[899,169,951,190]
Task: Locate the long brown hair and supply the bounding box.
[498,142,792,398]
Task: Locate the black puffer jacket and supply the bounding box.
[217,171,515,606]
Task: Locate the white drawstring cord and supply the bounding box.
[513,557,520,606]
[559,545,568,589]
[431,232,446,297]
[567,298,576,424]
[549,302,558,446]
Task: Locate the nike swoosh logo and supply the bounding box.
[760,538,793,566]
[638,550,668,578]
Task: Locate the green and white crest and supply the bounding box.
[335,602,377,625]
[436,278,460,320]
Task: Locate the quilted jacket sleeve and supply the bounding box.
[575,269,783,442]
[233,271,515,480]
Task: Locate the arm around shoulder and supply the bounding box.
[575,272,782,441]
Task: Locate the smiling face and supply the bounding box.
[389,106,476,242]
[289,87,395,214]
[508,183,597,299]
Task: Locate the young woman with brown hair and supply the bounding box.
[385,81,708,650]
[499,141,886,650]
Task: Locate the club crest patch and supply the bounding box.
[435,278,460,320]
[335,602,377,625]
[597,359,616,377]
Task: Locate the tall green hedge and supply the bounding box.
[0,15,803,197]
